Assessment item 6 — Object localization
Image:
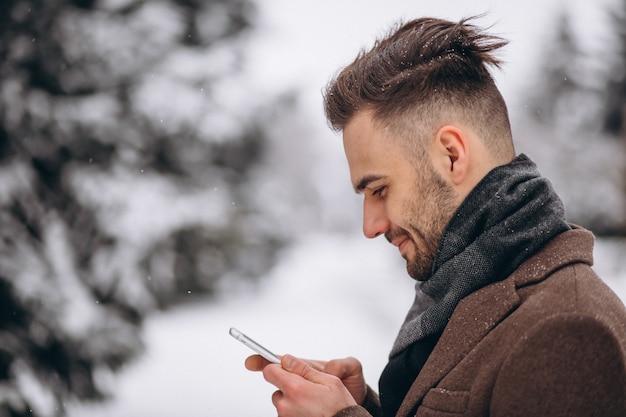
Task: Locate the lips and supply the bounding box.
[386,231,411,256]
[392,236,409,252]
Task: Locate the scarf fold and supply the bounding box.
[390,154,570,358]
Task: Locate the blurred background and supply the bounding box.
[0,0,624,416]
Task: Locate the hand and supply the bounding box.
[245,355,367,405]
[311,357,368,405]
[245,354,363,417]
[245,354,279,372]
[267,354,357,417]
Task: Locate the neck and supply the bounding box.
[390,154,570,358]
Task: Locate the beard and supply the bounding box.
[388,166,458,281]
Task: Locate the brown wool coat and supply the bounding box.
[335,227,626,417]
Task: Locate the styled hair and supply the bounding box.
[323,16,515,161]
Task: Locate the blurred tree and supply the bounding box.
[602,0,626,137]
[527,13,585,127]
[0,0,290,415]
[601,0,626,219]
[517,8,626,235]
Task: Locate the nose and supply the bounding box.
[362,198,390,239]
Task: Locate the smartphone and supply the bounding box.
[229,327,281,364]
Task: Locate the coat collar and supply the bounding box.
[396,227,595,417]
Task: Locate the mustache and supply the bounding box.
[385,228,410,244]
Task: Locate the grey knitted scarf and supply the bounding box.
[390,154,570,358]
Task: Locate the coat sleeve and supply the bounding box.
[490,314,626,417]
[333,385,382,417]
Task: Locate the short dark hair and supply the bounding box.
[323,16,515,161]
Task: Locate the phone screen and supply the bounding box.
[229,327,281,364]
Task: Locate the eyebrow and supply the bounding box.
[354,174,384,194]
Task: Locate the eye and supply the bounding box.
[372,186,386,198]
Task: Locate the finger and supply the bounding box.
[323,359,348,378]
[281,354,328,384]
[323,357,361,379]
[245,354,272,371]
[323,357,367,405]
[271,389,283,407]
[304,358,327,372]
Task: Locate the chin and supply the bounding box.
[406,264,429,282]
[406,254,435,282]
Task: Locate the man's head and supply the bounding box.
[324,17,516,280]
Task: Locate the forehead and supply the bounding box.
[342,111,413,190]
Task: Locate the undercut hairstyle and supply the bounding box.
[323,16,515,163]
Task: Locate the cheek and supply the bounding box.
[398,195,423,227]
[387,197,411,228]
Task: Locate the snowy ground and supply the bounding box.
[67,233,626,417]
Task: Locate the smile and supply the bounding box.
[392,236,410,253]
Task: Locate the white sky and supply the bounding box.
[247,0,614,121]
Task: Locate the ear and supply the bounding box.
[431,125,469,185]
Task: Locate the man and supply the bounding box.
[245,16,626,417]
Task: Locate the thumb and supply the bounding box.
[281,354,327,384]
